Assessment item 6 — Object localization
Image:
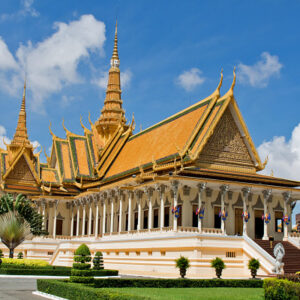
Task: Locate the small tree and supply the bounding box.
[175,256,190,278]
[248,258,260,279]
[211,257,226,279]
[70,244,94,284]
[17,252,23,259]
[93,251,104,270]
[0,250,3,258]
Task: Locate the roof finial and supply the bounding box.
[230,66,236,93]
[112,19,119,61]
[21,77,26,113]
[211,68,223,98]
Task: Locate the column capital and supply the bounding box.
[197,182,207,192]
[262,189,272,200]
[170,180,179,197]
[282,191,291,202]
[80,197,86,206]
[242,187,251,197]
[134,189,143,199]
[220,184,229,194]
[54,199,59,208]
[155,184,165,195]
[143,186,153,198]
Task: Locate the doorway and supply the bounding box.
[56,219,63,236]
[235,208,243,236]
[255,210,264,239]
[214,206,221,229]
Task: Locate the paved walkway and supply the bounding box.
[0,278,41,300]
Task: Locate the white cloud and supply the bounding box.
[176,68,205,91]
[1,0,39,21]
[93,69,132,89]
[238,52,283,87]
[0,14,106,111]
[0,125,11,149]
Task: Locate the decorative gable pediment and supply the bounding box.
[197,107,256,172]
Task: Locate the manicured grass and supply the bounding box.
[101,287,264,300]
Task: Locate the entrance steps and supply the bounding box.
[254,239,300,274]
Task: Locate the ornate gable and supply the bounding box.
[5,155,36,183]
[197,107,256,172]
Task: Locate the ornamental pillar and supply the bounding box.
[135,190,142,231]
[144,187,153,231]
[110,195,114,234]
[53,200,59,239]
[94,195,99,238]
[155,184,165,230]
[127,191,132,231]
[220,185,229,235]
[70,202,74,237]
[41,200,46,231]
[102,196,106,235]
[197,183,206,233]
[262,190,272,240]
[283,192,291,241]
[88,198,93,236]
[82,199,86,236]
[76,201,80,236]
[242,187,251,237]
[171,180,179,231]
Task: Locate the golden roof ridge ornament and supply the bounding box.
[80,116,91,134]
[62,119,72,136]
[49,121,57,139]
[211,68,223,98]
[112,20,119,61]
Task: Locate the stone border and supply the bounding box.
[0,275,120,279]
[33,291,67,300]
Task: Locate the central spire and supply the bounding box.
[11,79,30,147]
[95,21,127,141]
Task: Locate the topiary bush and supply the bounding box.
[175,256,190,278]
[17,252,23,259]
[93,251,104,270]
[264,278,300,300]
[211,257,225,279]
[248,258,260,279]
[70,244,94,284]
[0,250,3,258]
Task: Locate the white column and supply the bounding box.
[171,181,179,231]
[128,192,132,231]
[197,183,206,233]
[119,193,123,233]
[220,185,229,235]
[136,191,142,231]
[262,190,272,240]
[76,203,80,236]
[82,200,86,236]
[102,198,106,235]
[88,199,92,236]
[53,200,58,239]
[42,201,46,230]
[283,192,291,241]
[110,199,114,234]
[157,185,164,230]
[145,187,153,231]
[94,197,99,238]
[70,202,74,237]
[242,187,251,236]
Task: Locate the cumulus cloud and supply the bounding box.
[238,52,283,87]
[0,14,106,111]
[176,68,205,91]
[93,69,132,89]
[1,0,39,21]
[0,125,11,149]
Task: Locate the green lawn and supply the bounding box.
[102,287,264,300]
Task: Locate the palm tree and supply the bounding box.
[0,211,31,258]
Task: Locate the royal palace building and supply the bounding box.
[0,24,300,278]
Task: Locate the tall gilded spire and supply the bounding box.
[11,78,30,147]
[95,21,127,140]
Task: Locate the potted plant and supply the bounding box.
[175,256,190,278]
[211,257,225,278]
[248,258,260,279]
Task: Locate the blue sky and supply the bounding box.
[0,0,300,224]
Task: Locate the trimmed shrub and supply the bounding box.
[248,258,260,279]
[70,244,94,284]
[278,274,300,283]
[17,252,23,259]
[93,251,104,270]
[93,278,263,288]
[175,256,190,279]
[2,258,49,267]
[37,279,147,299]
[264,278,300,300]
[0,249,3,258]
[211,257,226,279]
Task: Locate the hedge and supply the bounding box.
[264,278,300,300]
[0,268,118,276]
[1,258,49,267]
[1,264,69,270]
[93,278,263,288]
[37,279,148,300]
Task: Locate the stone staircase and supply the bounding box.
[255,239,300,274]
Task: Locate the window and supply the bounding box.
[214,206,221,229]
[275,211,283,233]
[125,213,128,231]
[134,212,138,230]
[153,208,159,228]
[143,210,148,229]
[226,251,236,258]
[177,205,182,226]
[192,205,198,227]
[164,207,169,227]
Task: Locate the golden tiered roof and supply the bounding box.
[0,25,299,197]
